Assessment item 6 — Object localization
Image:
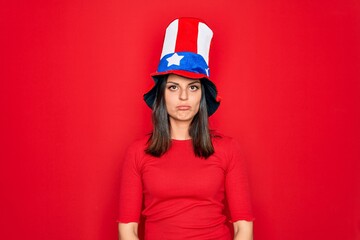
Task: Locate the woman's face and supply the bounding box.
[164,74,202,124]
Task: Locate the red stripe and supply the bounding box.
[175,18,199,53]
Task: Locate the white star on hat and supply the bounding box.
[166,53,184,67]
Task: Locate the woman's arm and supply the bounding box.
[233,220,253,240]
[118,222,139,240]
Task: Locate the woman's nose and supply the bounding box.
[179,88,188,100]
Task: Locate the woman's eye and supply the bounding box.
[190,85,200,91]
[168,85,178,90]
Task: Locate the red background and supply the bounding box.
[1,0,359,239]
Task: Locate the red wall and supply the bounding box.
[1,0,359,239]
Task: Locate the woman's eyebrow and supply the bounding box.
[166,81,180,85]
[167,80,201,85]
[189,81,201,85]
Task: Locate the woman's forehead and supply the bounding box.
[167,74,201,84]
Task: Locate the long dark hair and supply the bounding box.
[145,75,219,159]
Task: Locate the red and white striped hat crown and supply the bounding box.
[151,17,214,79]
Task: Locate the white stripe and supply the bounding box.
[197,22,213,65]
[160,19,178,59]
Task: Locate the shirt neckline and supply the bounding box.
[171,138,192,142]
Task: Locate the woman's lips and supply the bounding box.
[177,105,191,110]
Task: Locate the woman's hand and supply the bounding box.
[233,220,253,240]
[118,222,139,240]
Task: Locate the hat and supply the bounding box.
[143,17,221,116]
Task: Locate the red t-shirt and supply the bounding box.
[117,133,254,240]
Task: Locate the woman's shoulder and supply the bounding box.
[211,130,244,160]
[211,130,237,145]
[121,135,152,169]
[124,134,151,153]
[211,131,244,168]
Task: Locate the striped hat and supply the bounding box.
[143,17,221,116]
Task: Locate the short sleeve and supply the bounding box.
[117,142,143,223]
[225,138,255,222]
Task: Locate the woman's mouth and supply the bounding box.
[177,105,191,110]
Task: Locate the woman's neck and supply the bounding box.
[169,118,191,140]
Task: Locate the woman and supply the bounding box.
[117,17,254,240]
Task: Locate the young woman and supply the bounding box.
[117,17,254,240]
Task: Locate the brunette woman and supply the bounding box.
[117,17,254,240]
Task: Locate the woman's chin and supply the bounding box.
[170,113,195,122]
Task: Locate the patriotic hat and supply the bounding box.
[143,17,221,116]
